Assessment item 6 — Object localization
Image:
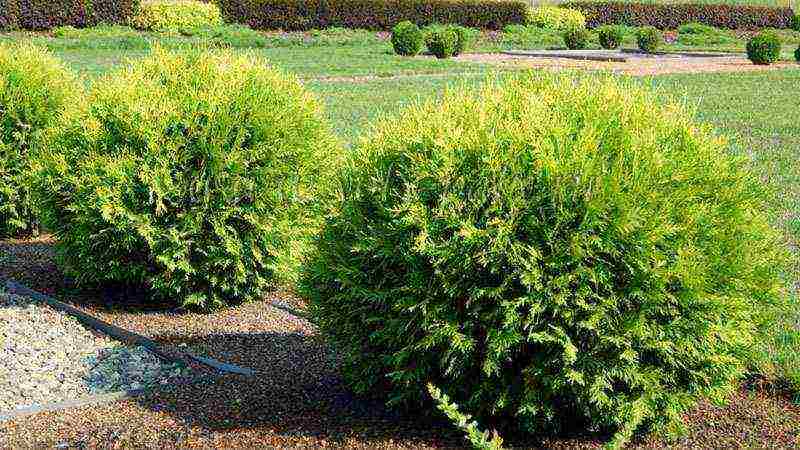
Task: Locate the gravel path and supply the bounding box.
[0,290,187,412]
[457,53,798,76]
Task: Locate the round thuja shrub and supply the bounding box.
[301,73,788,446]
[391,21,424,56]
[563,27,590,50]
[636,26,662,53]
[597,25,624,49]
[425,27,458,59]
[0,43,80,238]
[35,48,339,309]
[747,31,782,65]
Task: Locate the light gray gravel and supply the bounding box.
[0,290,188,412]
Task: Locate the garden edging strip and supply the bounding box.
[0,389,145,423]
[3,280,255,377]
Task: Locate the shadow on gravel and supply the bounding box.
[133,331,464,445]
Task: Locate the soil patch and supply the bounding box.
[458,53,798,76]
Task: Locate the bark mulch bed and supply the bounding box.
[1,236,799,448]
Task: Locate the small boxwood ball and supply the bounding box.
[0,43,79,238]
[301,73,788,446]
[636,26,662,53]
[563,27,590,50]
[747,31,782,65]
[35,48,340,309]
[391,21,424,56]
[597,25,624,49]
[425,27,458,59]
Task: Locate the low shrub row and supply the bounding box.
[0,0,137,31]
[216,0,528,31]
[564,2,796,31]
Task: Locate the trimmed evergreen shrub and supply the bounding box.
[564,1,794,31]
[747,31,782,65]
[424,24,477,56]
[597,24,623,49]
[301,73,788,447]
[425,27,458,58]
[133,0,223,33]
[636,26,662,53]
[391,21,423,56]
[563,27,590,49]
[792,13,800,31]
[34,48,339,309]
[0,43,79,238]
[527,6,586,31]
[795,44,800,62]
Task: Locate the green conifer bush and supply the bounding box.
[391,21,424,56]
[0,43,80,238]
[301,73,788,446]
[35,47,339,309]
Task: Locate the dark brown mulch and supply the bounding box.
[2,236,799,449]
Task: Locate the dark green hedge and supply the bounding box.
[0,0,138,31]
[217,0,528,31]
[564,2,795,30]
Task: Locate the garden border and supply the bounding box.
[3,280,255,377]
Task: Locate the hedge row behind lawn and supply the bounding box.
[564,2,796,30]
[0,0,138,31]
[217,0,529,31]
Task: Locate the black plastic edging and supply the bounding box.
[0,389,145,423]
[4,280,255,377]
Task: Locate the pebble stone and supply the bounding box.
[0,290,188,412]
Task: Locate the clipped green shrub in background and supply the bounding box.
[563,27,589,49]
[132,0,223,33]
[747,31,782,65]
[391,21,424,56]
[425,27,458,58]
[597,25,623,49]
[795,44,800,62]
[301,72,788,447]
[636,26,662,53]
[424,24,477,56]
[450,25,478,55]
[527,6,585,31]
[34,48,339,309]
[792,14,800,31]
[0,43,79,238]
